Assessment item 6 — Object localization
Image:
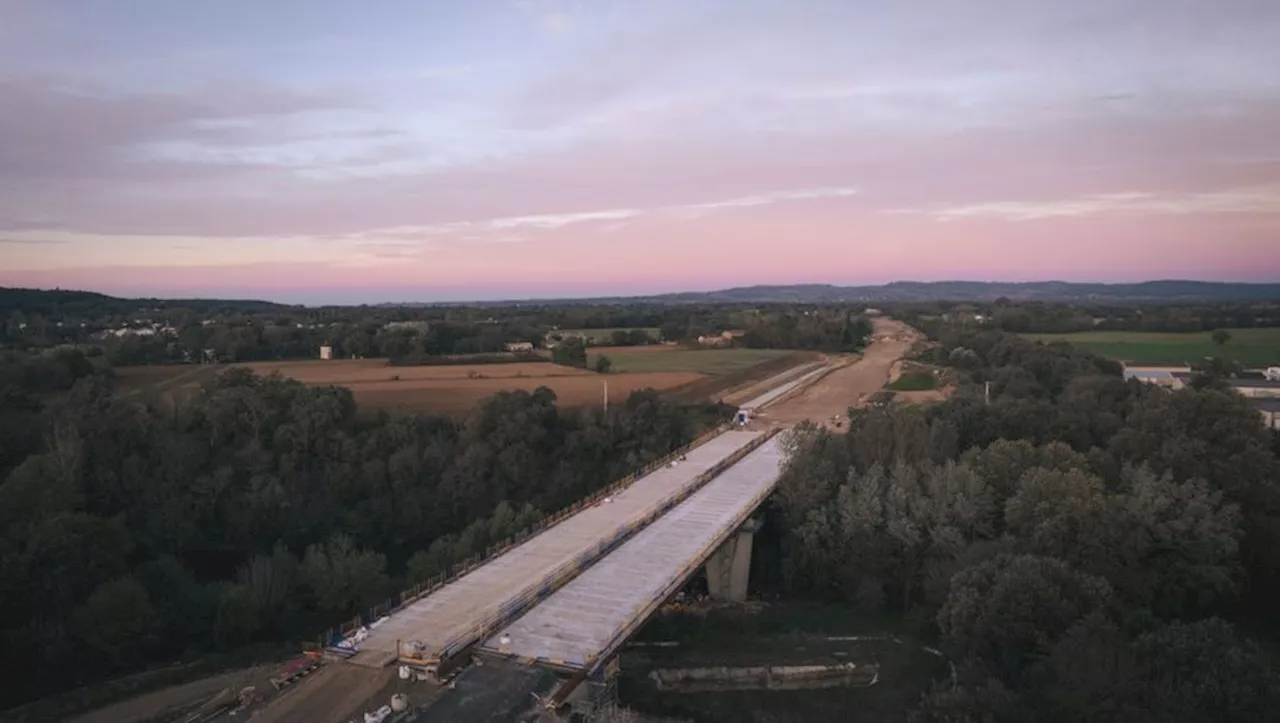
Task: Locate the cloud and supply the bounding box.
[513,0,582,33]
[890,185,1280,222]
[0,74,361,182]
[684,187,859,211]
[487,208,641,229]
[0,237,68,244]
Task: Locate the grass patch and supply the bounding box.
[889,372,938,391]
[592,348,797,375]
[1023,328,1280,366]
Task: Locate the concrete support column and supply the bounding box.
[706,518,760,602]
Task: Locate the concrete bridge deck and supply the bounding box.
[476,435,786,672]
[348,429,766,668]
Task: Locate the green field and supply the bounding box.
[589,348,797,374]
[1023,328,1280,366]
[557,327,661,342]
[889,371,939,391]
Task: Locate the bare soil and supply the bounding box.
[246,664,402,723]
[756,320,920,428]
[238,358,592,383]
[348,372,706,415]
[64,664,275,723]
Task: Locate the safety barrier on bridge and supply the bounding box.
[398,427,779,670]
[310,423,731,654]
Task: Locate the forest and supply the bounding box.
[2,287,870,364]
[892,298,1280,335]
[771,328,1280,721]
[0,356,728,708]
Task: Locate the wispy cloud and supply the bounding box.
[889,185,1280,222]
[488,208,641,229]
[0,237,68,244]
[684,187,859,211]
[343,186,859,238]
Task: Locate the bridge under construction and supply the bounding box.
[263,360,833,722]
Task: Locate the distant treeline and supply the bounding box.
[1,288,873,364]
[891,298,1280,335]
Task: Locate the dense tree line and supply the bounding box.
[772,328,1280,721]
[892,298,1280,335]
[0,364,727,708]
[3,289,874,365]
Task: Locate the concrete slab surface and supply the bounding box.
[349,429,765,666]
[745,365,831,409]
[478,436,786,670]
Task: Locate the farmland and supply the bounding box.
[588,347,797,374]
[112,357,705,416]
[346,372,703,415]
[238,358,589,383]
[238,358,701,415]
[109,349,816,416]
[1022,328,1280,366]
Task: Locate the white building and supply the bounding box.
[319,345,333,360]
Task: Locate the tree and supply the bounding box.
[551,338,588,368]
[594,355,613,374]
[1004,468,1109,566]
[939,554,1113,684]
[1212,328,1232,346]
[71,576,157,667]
[300,534,390,621]
[1101,467,1242,617]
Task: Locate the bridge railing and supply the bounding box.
[478,427,783,674]
[312,423,733,653]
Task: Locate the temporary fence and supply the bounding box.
[310,423,733,654]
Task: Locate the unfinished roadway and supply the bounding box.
[253,355,856,723]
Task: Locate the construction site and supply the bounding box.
[62,319,919,723]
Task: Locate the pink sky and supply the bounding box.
[1,1,1278,303]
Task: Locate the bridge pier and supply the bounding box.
[706,518,760,602]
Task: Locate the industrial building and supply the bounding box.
[1121,364,1189,389]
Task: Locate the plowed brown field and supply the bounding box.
[348,372,705,415]
[234,359,703,415]
[238,358,591,383]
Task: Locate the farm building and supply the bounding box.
[1121,364,1189,389]
[1254,398,1280,430]
[1229,379,1280,399]
[1266,367,1280,382]
[505,341,534,353]
[319,345,333,360]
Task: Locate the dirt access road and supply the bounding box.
[755,318,920,428]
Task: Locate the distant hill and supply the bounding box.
[0,287,291,316]
[5,280,1280,311]
[446,280,1280,306]
[624,280,1280,304]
